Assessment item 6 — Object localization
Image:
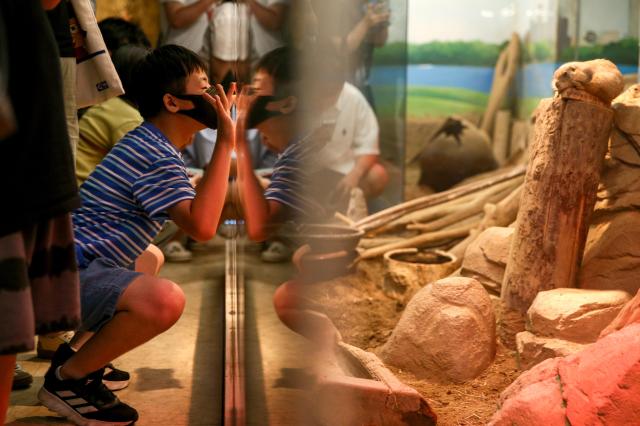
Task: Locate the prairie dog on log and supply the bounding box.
[552,59,624,104]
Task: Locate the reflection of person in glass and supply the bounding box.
[312,46,389,211]
[343,0,390,108]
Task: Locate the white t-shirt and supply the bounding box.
[316,82,380,175]
[250,0,289,59]
[159,0,210,54]
[212,2,250,60]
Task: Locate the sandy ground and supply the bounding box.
[307,259,521,426]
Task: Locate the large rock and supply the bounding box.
[600,288,640,338]
[490,323,640,425]
[527,288,630,343]
[515,331,587,370]
[460,226,513,295]
[379,277,495,383]
[580,211,640,295]
[560,323,640,426]
[417,117,498,191]
[489,358,566,426]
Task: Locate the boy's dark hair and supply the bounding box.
[98,17,151,53]
[255,46,298,98]
[131,44,207,119]
[112,45,150,104]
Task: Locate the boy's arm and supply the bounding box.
[168,86,234,241]
[234,98,282,241]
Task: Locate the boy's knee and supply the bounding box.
[273,281,298,315]
[142,279,185,329]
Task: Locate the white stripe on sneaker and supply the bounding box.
[76,405,99,414]
[55,390,75,398]
[65,397,89,406]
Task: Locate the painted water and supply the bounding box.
[371,63,638,97]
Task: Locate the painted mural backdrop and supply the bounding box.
[376,0,639,122]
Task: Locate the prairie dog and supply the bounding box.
[552,59,624,104]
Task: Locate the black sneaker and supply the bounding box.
[38,366,138,426]
[12,363,33,390]
[103,364,130,391]
[50,343,130,392]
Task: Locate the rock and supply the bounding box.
[460,226,513,295]
[417,117,498,191]
[580,211,640,295]
[612,83,640,135]
[312,342,437,426]
[560,323,640,426]
[516,331,587,370]
[489,358,566,426]
[491,323,640,425]
[552,59,624,104]
[527,288,630,343]
[594,158,640,214]
[379,277,495,383]
[608,129,640,167]
[600,288,640,338]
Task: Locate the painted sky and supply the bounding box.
[407,0,632,44]
[408,0,517,43]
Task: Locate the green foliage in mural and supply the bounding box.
[522,41,554,63]
[559,37,639,65]
[373,41,501,66]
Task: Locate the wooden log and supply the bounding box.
[480,33,520,136]
[358,237,406,249]
[406,178,521,232]
[501,94,615,313]
[355,165,526,233]
[358,223,478,260]
[510,120,528,158]
[493,110,512,165]
[375,180,515,235]
[448,184,523,270]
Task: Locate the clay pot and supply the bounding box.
[383,248,457,301]
[299,250,358,284]
[284,224,364,254]
[418,116,498,191]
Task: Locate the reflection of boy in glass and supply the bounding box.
[235,47,329,241]
[235,46,344,347]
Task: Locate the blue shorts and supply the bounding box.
[79,257,141,332]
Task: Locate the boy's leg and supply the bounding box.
[0,354,16,424]
[273,281,341,348]
[60,274,185,380]
[135,243,165,275]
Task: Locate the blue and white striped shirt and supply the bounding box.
[264,135,329,222]
[73,122,196,268]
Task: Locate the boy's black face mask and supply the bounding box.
[247,96,287,128]
[171,93,218,129]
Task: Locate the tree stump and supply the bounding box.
[501,92,615,314]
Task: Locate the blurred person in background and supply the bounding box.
[159,0,214,54]
[1,0,81,421]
